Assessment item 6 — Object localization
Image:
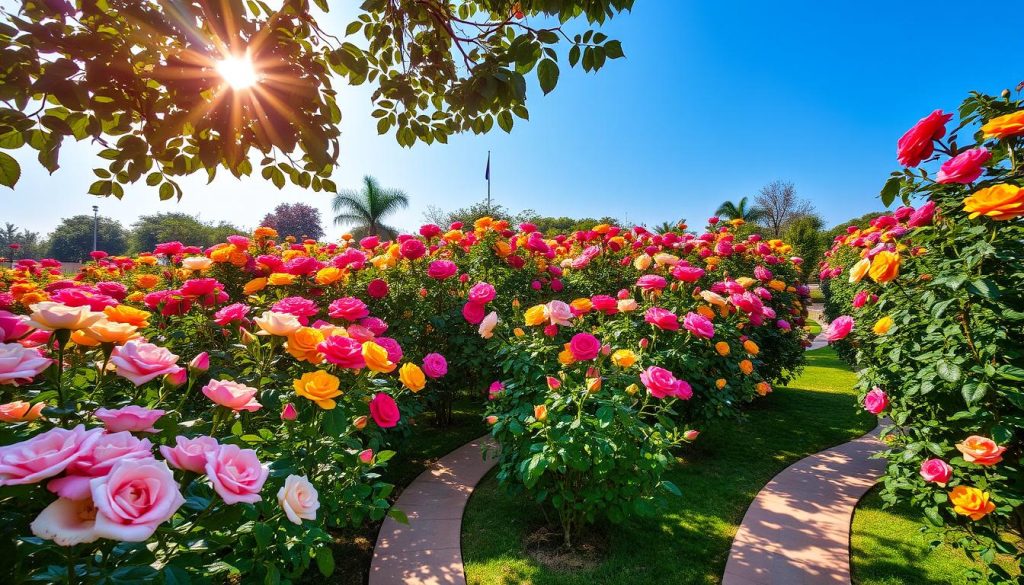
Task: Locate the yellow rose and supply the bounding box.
[949,486,996,521]
[868,251,901,283]
[268,273,296,286]
[715,378,727,390]
[315,267,343,286]
[524,304,547,326]
[633,254,652,270]
[743,340,760,355]
[399,363,426,392]
[715,342,731,357]
[872,316,894,335]
[963,184,1024,221]
[286,327,325,364]
[84,319,140,345]
[611,349,637,368]
[653,253,679,267]
[70,329,100,347]
[293,370,342,409]
[570,298,593,313]
[362,341,396,373]
[981,110,1024,140]
[848,258,870,283]
[735,276,755,289]
[104,305,151,328]
[26,302,103,331]
[209,246,232,263]
[243,277,268,295]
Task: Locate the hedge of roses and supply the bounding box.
[821,89,1024,580]
[0,217,809,582]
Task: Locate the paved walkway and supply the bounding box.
[369,436,498,585]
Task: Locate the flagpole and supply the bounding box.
[486,150,492,212]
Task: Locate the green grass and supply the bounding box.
[851,487,1020,585]
[462,348,876,585]
[810,287,825,302]
[312,397,487,585]
[806,318,822,336]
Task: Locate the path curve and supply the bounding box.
[369,436,497,585]
[371,324,884,585]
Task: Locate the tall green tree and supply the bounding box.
[783,214,826,281]
[332,176,409,240]
[0,1,632,196]
[47,216,127,261]
[714,196,766,223]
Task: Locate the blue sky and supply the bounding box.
[5,1,1022,239]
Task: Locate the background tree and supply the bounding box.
[715,196,766,223]
[47,216,127,261]
[753,180,816,237]
[129,213,240,253]
[0,1,632,197]
[650,220,686,235]
[260,203,325,241]
[332,176,409,240]
[0,223,46,259]
[782,214,826,281]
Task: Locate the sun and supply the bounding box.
[215,54,260,90]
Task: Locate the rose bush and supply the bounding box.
[0,215,810,578]
[821,88,1024,581]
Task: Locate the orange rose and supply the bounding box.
[286,327,325,364]
[714,342,730,357]
[104,305,151,328]
[362,341,396,373]
[134,274,161,290]
[83,319,140,345]
[557,343,575,366]
[399,363,426,392]
[955,435,1006,466]
[739,359,754,375]
[533,404,548,422]
[949,486,996,521]
[715,378,726,390]
[743,340,760,355]
[963,184,1024,221]
[0,400,46,423]
[868,251,901,283]
[315,267,343,286]
[872,316,894,335]
[756,381,772,396]
[981,110,1024,140]
[267,273,296,286]
[293,370,342,409]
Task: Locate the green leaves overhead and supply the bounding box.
[0,1,632,198]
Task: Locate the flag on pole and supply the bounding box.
[485,152,491,181]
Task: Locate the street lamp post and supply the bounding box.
[92,205,99,252]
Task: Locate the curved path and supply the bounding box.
[369,436,498,585]
[371,323,885,585]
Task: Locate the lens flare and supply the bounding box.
[215,54,259,89]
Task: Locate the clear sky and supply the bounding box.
[4,1,1022,239]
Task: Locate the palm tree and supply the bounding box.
[715,196,765,223]
[332,176,409,240]
[652,220,685,235]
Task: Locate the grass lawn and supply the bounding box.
[462,347,876,584]
[313,396,487,585]
[851,487,1020,585]
[806,318,822,336]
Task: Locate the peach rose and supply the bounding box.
[204,444,269,504]
[478,311,499,339]
[91,459,184,541]
[30,496,101,546]
[26,301,104,331]
[277,474,320,525]
[202,379,262,412]
[0,343,52,386]
[955,435,1006,466]
[0,400,46,423]
[254,310,302,336]
[110,340,183,386]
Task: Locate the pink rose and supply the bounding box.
[318,336,366,369]
[640,366,691,399]
[213,303,250,326]
[110,340,183,386]
[328,297,369,322]
[400,239,427,260]
[159,435,220,473]
[91,459,184,541]
[358,449,374,464]
[569,333,601,361]
[48,431,155,500]
[825,316,854,342]
[636,274,667,291]
[683,312,715,339]
[545,300,573,327]
[422,353,448,378]
[671,265,705,283]
[479,311,498,339]
[0,342,52,386]
[367,279,389,298]
[863,387,888,415]
[936,147,991,184]
[94,406,166,433]
[277,474,320,525]
[488,381,504,400]
[897,109,952,167]
[426,260,458,279]
[360,317,388,336]
[204,444,269,504]
[0,310,32,342]
[644,307,680,331]
[202,379,262,412]
[468,282,497,304]
[280,403,298,421]
[906,201,937,228]
[359,236,380,249]
[590,295,618,315]
[0,425,102,486]
[919,458,953,484]
[189,351,210,373]
[272,296,319,324]
[369,393,401,428]
[462,301,486,325]
[30,496,102,546]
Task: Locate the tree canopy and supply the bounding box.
[261,202,324,240]
[0,0,632,197]
[332,175,409,239]
[47,215,128,261]
[129,212,240,253]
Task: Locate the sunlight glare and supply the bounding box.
[215,54,259,90]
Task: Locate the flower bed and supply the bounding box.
[0,218,809,582]
[821,89,1023,580]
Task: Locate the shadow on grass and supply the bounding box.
[463,348,877,585]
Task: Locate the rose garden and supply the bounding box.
[0,2,1022,584]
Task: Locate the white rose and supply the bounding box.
[277,474,320,525]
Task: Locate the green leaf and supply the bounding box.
[880,174,900,207]
[497,110,513,133]
[163,566,191,585]
[0,151,20,188]
[388,507,409,524]
[537,59,559,95]
[936,361,961,383]
[315,546,335,577]
[159,181,174,201]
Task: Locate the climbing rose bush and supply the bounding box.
[821,88,1024,580]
